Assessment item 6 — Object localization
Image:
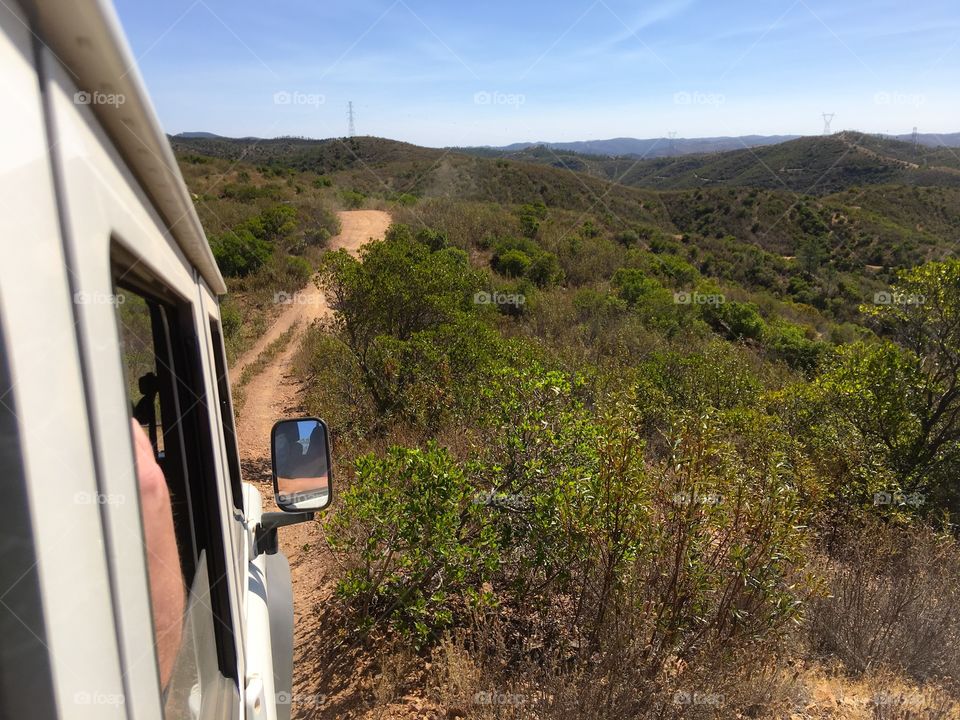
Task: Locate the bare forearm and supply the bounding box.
[132,419,185,688]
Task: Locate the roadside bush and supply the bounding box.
[292,327,375,438]
[328,363,813,699]
[245,204,298,242]
[342,189,366,208]
[317,225,496,426]
[415,227,449,251]
[327,443,497,646]
[210,227,271,277]
[219,298,242,342]
[282,255,312,285]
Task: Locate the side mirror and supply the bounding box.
[270,418,332,512]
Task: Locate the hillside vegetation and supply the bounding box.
[176,132,960,720]
[468,132,960,194]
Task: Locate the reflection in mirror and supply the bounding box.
[271,418,331,511]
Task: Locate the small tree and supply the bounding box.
[818,260,960,516]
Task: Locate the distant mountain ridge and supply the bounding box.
[486,135,802,158]
[469,133,960,159]
[175,130,960,160]
[890,132,960,148]
[175,131,223,139]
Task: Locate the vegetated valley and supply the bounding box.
[174,132,960,720]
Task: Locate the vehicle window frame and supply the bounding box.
[208,320,244,512]
[114,273,240,686]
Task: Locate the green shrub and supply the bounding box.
[526,251,563,287]
[415,227,449,251]
[517,202,547,239]
[317,224,496,425]
[702,300,765,341]
[219,298,242,341]
[283,255,311,286]
[763,320,826,373]
[210,228,271,277]
[221,183,282,201]
[493,248,532,278]
[327,364,812,668]
[611,268,656,305]
[245,204,297,242]
[342,189,366,208]
[327,444,497,646]
[393,192,418,206]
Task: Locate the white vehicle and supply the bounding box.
[0,1,332,718]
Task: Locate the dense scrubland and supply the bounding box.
[176,133,960,719]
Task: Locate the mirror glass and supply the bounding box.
[271,418,331,511]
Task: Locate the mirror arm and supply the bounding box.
[254,511,315,556]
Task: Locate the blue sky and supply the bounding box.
[113,0,960,147]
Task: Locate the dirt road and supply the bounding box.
[234,210,389,460]
[232,209,390,716]
[230,210,390,386]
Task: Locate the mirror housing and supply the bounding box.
[270,417,332,512]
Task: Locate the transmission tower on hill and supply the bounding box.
[822,112,835,135]
[347,101,356,137]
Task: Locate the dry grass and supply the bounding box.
[808,521,960,687]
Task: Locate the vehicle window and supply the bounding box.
[115,280,238,714]
[209,321,243,511]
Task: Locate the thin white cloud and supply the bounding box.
[595,0,697,51]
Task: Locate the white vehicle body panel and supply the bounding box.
[0,1,299,718]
